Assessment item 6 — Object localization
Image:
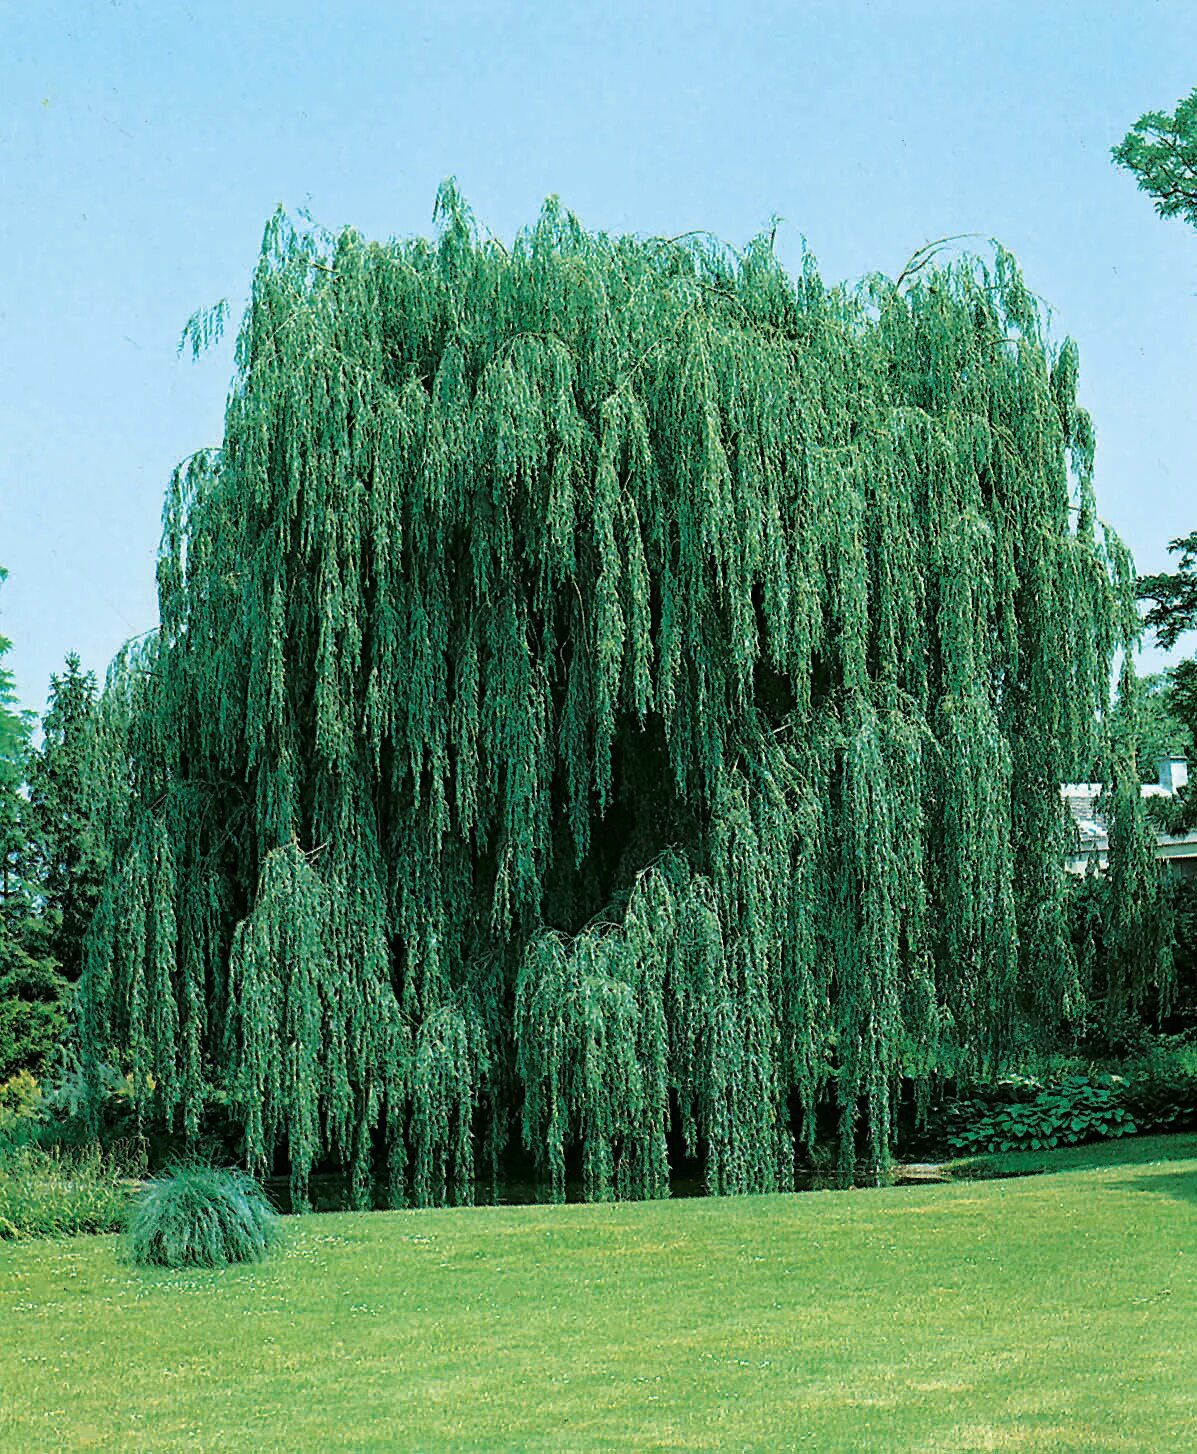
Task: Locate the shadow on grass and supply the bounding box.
[1110,1168,1197,1206]
[947,1132,1197,1183]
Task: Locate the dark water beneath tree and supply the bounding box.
[261,1166,879,1215]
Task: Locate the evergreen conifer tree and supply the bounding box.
[0,571,69,1079]
[24,655,103,982]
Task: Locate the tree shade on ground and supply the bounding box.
[80,187,1162,1205]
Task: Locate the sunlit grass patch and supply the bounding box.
[1,1137,1195,1451]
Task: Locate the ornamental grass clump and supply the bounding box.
[125,1164,279,1268]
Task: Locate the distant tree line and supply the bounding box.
[0,572,101,1083]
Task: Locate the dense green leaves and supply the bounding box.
[942,1073,1137,1156]
[1099,668,1175,1023]
[1118,89,1197,833]
[80,190,1148,1201]
[1124,671,1193,781]
[0,569,32,919]
[1112,88,1197,230]
[0,574,72,1082]
[22,656,102,983]
[0,936,68,1084]
[1139,531,1197,652]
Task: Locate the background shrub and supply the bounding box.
[125,1164,280,1268]
[1118,1034,1197,1135]
[940,1073,1137,1156]
[0,939,70,1085]
[0,1142,136,1239]
[920,1031,1197,1159]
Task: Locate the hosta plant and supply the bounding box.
[945,1073,1136,1156]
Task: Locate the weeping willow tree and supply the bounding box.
[1070,662,1176,1035]
[80,185,1154,1205]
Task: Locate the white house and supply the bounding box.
[1061,755,1197,878]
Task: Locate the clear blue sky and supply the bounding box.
[2,0,1196,712]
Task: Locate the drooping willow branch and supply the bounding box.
[80,184,1157,1205]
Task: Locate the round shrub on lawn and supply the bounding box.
[126,1165,280,1268]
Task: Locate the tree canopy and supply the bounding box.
[1113,87,1197,230]
[23,655,103,984]
[1116,87,1197,829]
[0,573,72,1081]
[1123,671,1194,781]
[79,189,1151,1205]
[1139,531,1197,652]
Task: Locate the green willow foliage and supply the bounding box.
[81,186,1149,1204]
[1089,665,1175,1027]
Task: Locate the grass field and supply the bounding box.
[2,1136,1195,1452]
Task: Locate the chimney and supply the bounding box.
[1157,755,1189,796]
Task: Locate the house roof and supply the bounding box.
[1059,778,1197,867]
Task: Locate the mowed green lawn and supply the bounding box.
[2,1138,1196,1453]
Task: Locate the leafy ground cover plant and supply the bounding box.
[941,1073,1136,1156]
[1118,1033,1197,1134]
[0,1142,136,1239]
[125,1164,280,1268]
